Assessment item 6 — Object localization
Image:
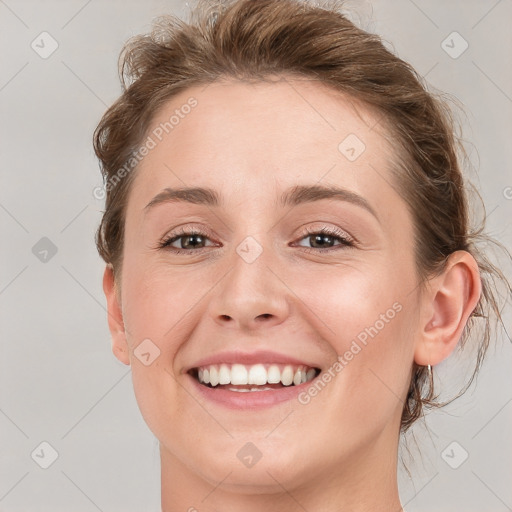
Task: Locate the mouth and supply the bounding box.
[185,350,324,409]
[188,363,321,392]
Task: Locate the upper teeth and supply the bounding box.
[197,363,317,387]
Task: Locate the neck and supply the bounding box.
[160,429,403,512]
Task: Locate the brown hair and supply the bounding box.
[93,0,510,431]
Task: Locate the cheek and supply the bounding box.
[305,264,417,418]
[119,268,190,442]
[299,263,405,345]
[120,255,202,343]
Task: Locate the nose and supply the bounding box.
[208,240,290,332]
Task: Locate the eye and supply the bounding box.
[158,227,216,254]
[293,226,355,252]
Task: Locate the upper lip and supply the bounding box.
[185,350,321,373]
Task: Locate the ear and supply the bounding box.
[103,264,130,365]
[414,250,482,367]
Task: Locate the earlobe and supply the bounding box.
[414,251,482,367]
[103,264,131,366]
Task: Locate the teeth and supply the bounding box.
[267,365,281,384]
[248,364,267,385]
[281,366,293,386]
[219,364,230,385]
[231,364,248,385]
[195,363,318,388]
[209,366,219,386]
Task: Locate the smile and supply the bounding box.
[185,351,323,408]
[191,363,320,391]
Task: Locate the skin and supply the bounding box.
[102,76,481,511]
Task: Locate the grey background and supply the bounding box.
[0,0,511,510]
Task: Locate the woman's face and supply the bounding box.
[112,77,425,492]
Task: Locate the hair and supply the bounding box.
[93,0,511,431]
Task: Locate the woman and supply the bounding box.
[93,0,510,510]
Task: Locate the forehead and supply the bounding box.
[129,77,397,211]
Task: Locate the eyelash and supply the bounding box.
[156,225,355,255]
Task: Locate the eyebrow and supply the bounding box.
[144,184,378,220]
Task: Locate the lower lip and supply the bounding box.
[187,373,316,409]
